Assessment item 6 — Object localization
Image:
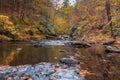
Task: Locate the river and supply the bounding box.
[0,41,120,80]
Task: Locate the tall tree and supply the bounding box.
[106,0,113,37]
[32,0,56,36]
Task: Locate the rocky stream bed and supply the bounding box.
[0,62,84,80]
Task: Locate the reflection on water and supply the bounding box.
[0,42,71,66]
[76,45,120,80]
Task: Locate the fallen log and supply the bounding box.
[103,40,116,45]
[46,35,58,40]
[70,41,91,48]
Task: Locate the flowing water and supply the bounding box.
[0,41,120,80]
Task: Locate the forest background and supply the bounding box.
[0,0,120,42]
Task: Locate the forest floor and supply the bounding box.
[84,29,120,44]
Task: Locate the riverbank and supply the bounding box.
[1,33,120,45]
[0,34,46,42]
[83,29,120,44]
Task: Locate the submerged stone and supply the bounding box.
[16,48,22,51]
[60,58,80,65]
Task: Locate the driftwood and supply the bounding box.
[70,41,91,48]
[46,35,58,39]
[103,40,115,45]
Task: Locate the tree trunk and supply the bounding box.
[106,0,113,37]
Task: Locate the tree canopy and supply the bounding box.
[0,0,120,40]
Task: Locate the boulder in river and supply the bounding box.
[60,58,80,65]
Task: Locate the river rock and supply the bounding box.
[39,40,65,46]
[17,65,31,76]
[0,63,84,80]
[105,46,120,53]
[59,50,69,54]
[50,67,83,80]
[60,58,80,65]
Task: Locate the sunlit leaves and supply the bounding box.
[0,15,18,38]
[54,17,68,34]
